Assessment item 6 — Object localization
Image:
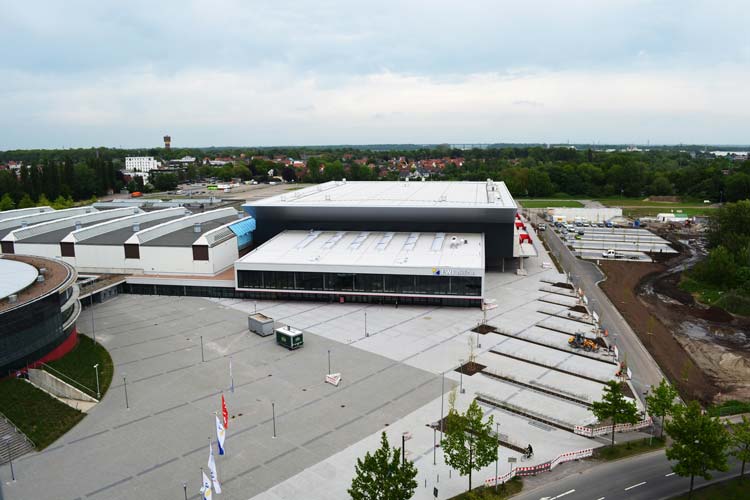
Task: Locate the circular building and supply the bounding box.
[0,254,81,375]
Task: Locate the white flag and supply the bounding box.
[201,471,213,500]
[216,415,226,455]
[208,441,222,494]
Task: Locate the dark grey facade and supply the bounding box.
[243,205,516,268]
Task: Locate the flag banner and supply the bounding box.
[221,394,229,428]
[201,471,213,500]
[208,441,222,494]
[216,415,226,456]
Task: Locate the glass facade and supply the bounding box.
[122,282,481,307]
[0,292,69,375]
[236,270,481,297]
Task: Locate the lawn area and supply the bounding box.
[623,207,718,218]
[594,197,711,208]
[44,334,114,398]
[671,476,749,499]
[519,199,584,208]
[449,477,523,499]
[0,378,85,450]
[593,437,666,461]
[680,275,750,316]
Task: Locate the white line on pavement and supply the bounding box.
[550,490,576,499]
[665,472,676,477]
[624,481,647,491]
[596,497,606,500]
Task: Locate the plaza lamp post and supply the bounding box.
[3,435,14,481]
[93,363,100,399]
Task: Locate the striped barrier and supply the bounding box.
[484,447,594,487]
[574,417,652,437]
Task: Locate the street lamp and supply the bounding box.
[2,435,14,481]
[93,363,100,399]
[182,482,187,500]
[459,360,465,394]
[494,422,500,493]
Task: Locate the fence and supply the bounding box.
[484,448,594,487]
[574,417,652,437]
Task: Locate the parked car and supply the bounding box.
[538,223,547,231]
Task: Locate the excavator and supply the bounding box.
[568,332,599,352]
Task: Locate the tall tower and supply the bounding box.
[163,135,171,150]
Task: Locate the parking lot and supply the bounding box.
[552,224,676,262]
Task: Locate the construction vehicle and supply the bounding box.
[568,332,599,352]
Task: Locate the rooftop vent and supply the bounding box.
[74,221,82,231]
[37,275,45,283]
[21,221,28,228]
[193,223,202,233]
[85,208,92,213]
[39,267,47,275]
[237,212,244,219]
[132,223,140,232]
[324,194,331,201]
[8,294,17,303]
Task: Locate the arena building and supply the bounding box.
[0,254,81,375]
[242,179,518,268]
[235,230,484,306]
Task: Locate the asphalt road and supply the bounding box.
[534,216,665,400]
[513,449,744,500]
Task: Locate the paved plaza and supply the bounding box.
[0,226,629,500]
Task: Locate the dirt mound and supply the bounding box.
[599,260,720,403]
[647,196,681,202]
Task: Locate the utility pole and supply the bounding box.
[327,350,331,375]
[494,422,500,493]
[272,402,276,438]
[440,371,445,436]
[200,336,204,362]
[123,375,129,409]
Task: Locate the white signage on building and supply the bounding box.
[432,268,476,276]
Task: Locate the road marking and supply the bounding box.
[624,481,647,491]
[665,472,676,477]
[596,497,606,500]
[550,490,576,499]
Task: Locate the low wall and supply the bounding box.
[27,369,97,403]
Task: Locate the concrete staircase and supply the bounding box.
[0,415,35,465]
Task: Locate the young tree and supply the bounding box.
[0,193,15,211]
[665,401,730,498]
[441,399,498,491]
[729,416,750,481]
[18,193,35,209]
[591,380,640,447]
[348,432,417,500]
[645,378,679,438]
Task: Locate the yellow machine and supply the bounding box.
[568,332,599,352]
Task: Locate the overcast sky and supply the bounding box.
[1,0,749,149]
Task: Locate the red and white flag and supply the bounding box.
[221,394,228,429]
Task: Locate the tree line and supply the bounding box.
[684,200,750,315]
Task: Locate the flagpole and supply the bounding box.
[229,357,234,393]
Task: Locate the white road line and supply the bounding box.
[665,472,676,477]
[596,497,606,500]
[624,481,647,491]
[550,490,576,499]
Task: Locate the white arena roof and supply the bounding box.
[246,180,516,209]
[0,258,39,300]
[236,230,484,275]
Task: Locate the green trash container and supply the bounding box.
[275,326,304,350]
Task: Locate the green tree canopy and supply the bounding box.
[729,416,750,481]
[0,193,16,211]
[645,378,679,438]
[441,399,498,491]
[665,401,730,497]
[18,193,35,209]
[591,380,640,447]
[348,432,418,500]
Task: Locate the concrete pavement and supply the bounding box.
[538,219,666,400]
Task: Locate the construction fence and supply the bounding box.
[484,448,594,487]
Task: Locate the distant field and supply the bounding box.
[624,207,717,218]
[595,197,712,208]
[519,199,584,208]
